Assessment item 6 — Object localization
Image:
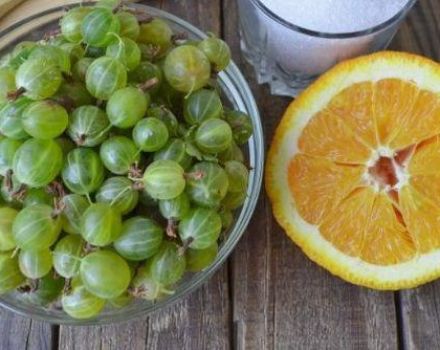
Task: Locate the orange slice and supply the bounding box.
[266,51,440,289]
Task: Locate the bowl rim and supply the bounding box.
[0,2,264,325]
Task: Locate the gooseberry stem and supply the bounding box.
[7,87,25,101]
[178,237,194,256]
[166,219,177,238]
[136,77,159,92]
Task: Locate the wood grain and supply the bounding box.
[57,2,231,349]
[388,1,440,349]
[0,308,55,350]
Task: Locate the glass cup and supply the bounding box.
[237,0,418,96]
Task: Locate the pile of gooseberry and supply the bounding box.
[0,0,253,319]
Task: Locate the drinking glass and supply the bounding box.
[237,0,418,96]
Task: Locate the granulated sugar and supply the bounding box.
[259,0,409,33]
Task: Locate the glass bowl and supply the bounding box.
[0,2,263,325]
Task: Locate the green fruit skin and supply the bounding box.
[106,87,148,128]
[95,176,139,215]
[114,216,164,261]
[80,250,131,299]
[109,291,134,308]
[81,8,120,47]
[61,7,93,43]
[143,160,186,200]
[186,162,229,208]
[149,242,186,285]
[198,37,231,72]
[159,192,190,220]
[60,43,85,64]
[86,57,127,100]
[219,208,234,230]
[138,19,173,57]
[12,204,62,250]
[0,97,32,140]
[106,37,141,71]
[132,117,169,152]
[163,45,211,93]
[0,138,22,176]
[52,81,94,109]
[67,106,110,147]
[18,248,53,279]
[178,208,222,250]
[0,67,16,104]
[116,11,140,40]
[100,136,140,175]
[224,110,253,145]
[62,148,105,195]
[0,253,25,294]
[62,285,106,319]
[153,138,192,170]
[186,243,218,272]
[23,274,64,306]
[224,160,249,193]
[146,106,177,135]
[195,118,233,154]
[23,188,53,207]
[16,59,62,100]
[0,207,18,252]
[80,203,122,246]
[73,57,94,82]
[221,190,247,210]
[61,194,90,235]
[218,141,244,163]
[131,263,168,300]
[28,45,71,73]
[183,89,223,125]
[22,101,68,139]
[0,174,23,208]
[13,139,63,188]
[53,234,84,278]
[128,62,163,94]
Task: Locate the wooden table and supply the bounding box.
[0,0,439,349]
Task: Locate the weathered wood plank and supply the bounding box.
[223,0,400,348]
[58,2,231,349]
[389,1,440,349]
[0,309,55,350]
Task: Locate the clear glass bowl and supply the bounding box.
[0,2,263,325]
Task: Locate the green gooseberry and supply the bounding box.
[0,138,23,176]
[0,96,32,140]
[0,67,16,104]
[198,36,231,72]
[186,243,218,272]
[138,18,173,57]
[178,208,222,250]
[159,192,190,220]
[62,148,105,195]
[81,7,120,47]
[61,194,90,235]
[80,203,122,246]
[146,106,178,136]
[224,160,249,193]
[13,138,63,188]
[224,110,253,145]
[142,160,186,200]
[195,118,232,154]
[60,6,93,43]
[18,248,53,279]
[116,11,140,40]
[100,136,140,175]
[67,106,110,147]
[133,117,169,152]
[62,285,105,319]
[0,207,18,252]
[183,89,223,125]
[86,57,127,100]
[0,253,25,293]
[114,216,164,261]
[186,162,229,208]
[95,176,139,215]
[106,37,141,71]
[106,87,149,128]
[149,241,186,286]
[53,234,84,278]
[153,138,192,170]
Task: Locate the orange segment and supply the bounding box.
[288,154,364,224]
[390,90,440,150]
[410,174,440,204]
[400,185,440,253]
[320,187,375,258]
[408,136,440,175]
[327,81,377,148]
[361,192,415,265]
[298,109,371,164]
[373,78,419,146]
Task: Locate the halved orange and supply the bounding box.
[266,51,440,290]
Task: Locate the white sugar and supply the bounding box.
[259,0,410,33]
